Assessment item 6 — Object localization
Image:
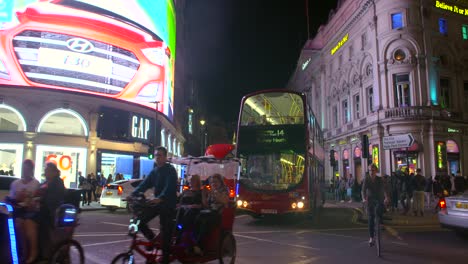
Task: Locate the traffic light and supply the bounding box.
[148,143,154,159]
[329,150,336,166]
[362,134,369,158]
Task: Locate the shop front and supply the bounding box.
[0,144,23,176]
[353,147,362,182]
[35,145,87,188]
[342,149,350,179]
[97,150,154,181]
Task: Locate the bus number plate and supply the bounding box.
[261,209,278,214]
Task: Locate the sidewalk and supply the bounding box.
[79,201,105,212]
[323,200,439,226]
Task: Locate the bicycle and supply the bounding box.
[365,200,384,257]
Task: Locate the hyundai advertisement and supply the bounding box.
[0,0,176,119]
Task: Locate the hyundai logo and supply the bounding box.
[66,38,94,53]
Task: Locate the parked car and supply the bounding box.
[0,176,19,201]
[100,179,152,212]
[438,190,468,237]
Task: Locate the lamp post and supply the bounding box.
[200,119,206,155]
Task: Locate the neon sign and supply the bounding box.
[372,145,379,168]
[435,1,468,16]
[330,34,349,55]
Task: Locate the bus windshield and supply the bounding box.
[237,92,306,192]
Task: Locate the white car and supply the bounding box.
[0,176,19,201]
[438,190,468,237]
[100,179,153,212]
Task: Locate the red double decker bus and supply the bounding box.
[235,89,324,217]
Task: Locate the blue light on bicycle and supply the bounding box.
[177,224,183,230]
[63,218,75,223]
[0,202,19,264]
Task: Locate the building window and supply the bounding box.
[391,13,403,29]
[342,99,350,124]
[361,32,367,50]
[394,74,411,107]
[354,94,360,119]
[440,78,451,109]
[367,86,374,113]
[439,18,448,35]
[332,105,338,128]
[462,25,468,40]
[349,45,354,60]
[338,55,343,68]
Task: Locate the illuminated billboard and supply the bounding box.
[0,0,176,119]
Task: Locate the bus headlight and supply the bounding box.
[237,200,243,207]
[242,201,248,208]
[297,201,304,209]
[291,202,297,209]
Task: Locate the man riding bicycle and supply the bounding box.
[131,146,177,264]
[362,163,389,246]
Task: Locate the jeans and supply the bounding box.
[367,201,384,238]
[138,205,175,263]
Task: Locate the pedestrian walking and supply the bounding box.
[412,169,426,216]
[424,174,433,208]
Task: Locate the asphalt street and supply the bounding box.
[73,207,468,264]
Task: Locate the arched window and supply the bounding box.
[0,104,26,131]
[37,109,88,136]
[161,129,166,147]
[167,134,172,153]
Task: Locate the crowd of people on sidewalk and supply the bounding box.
[77,171,125,206]
[327,168,468,216]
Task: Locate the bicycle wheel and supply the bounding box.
[49,239,84,264]
[375,215,381,257]
[111,252,136,264]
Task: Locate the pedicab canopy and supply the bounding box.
[169,155,240,199]
[170,156,240,182]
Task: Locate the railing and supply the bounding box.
[324,106,462,140]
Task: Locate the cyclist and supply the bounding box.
[361,163,389,246]
[131,146,177,264]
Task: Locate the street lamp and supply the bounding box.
[200,119,206,155]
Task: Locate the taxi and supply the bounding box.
[100,179,152,212]
[438,190,468,237]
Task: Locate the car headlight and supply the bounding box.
[135,82,162,102]
[142,48,165,66]
[237,200,243,207]
[297,201,304,209]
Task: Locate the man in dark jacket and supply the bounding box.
[131,146,177,264]
[412,169,426,216]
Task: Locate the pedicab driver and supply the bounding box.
[131,146,178,264]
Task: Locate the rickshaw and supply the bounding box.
[111,155,240,264]
[0,191,84,264]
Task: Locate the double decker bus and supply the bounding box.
[235,89,324,216]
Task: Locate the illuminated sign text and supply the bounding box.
[131,115,150,140]
[330,34,349,55]
[435,1,468,16]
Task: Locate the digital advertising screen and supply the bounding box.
[0,0,176,119]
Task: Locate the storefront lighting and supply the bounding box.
[0,104,27,131]
[37,109,88,136]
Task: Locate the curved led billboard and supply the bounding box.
[0,0,176,119]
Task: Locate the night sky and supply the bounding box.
[185,0,338,124]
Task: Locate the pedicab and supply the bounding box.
[0,196,84,264]
[111,155,240,264]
